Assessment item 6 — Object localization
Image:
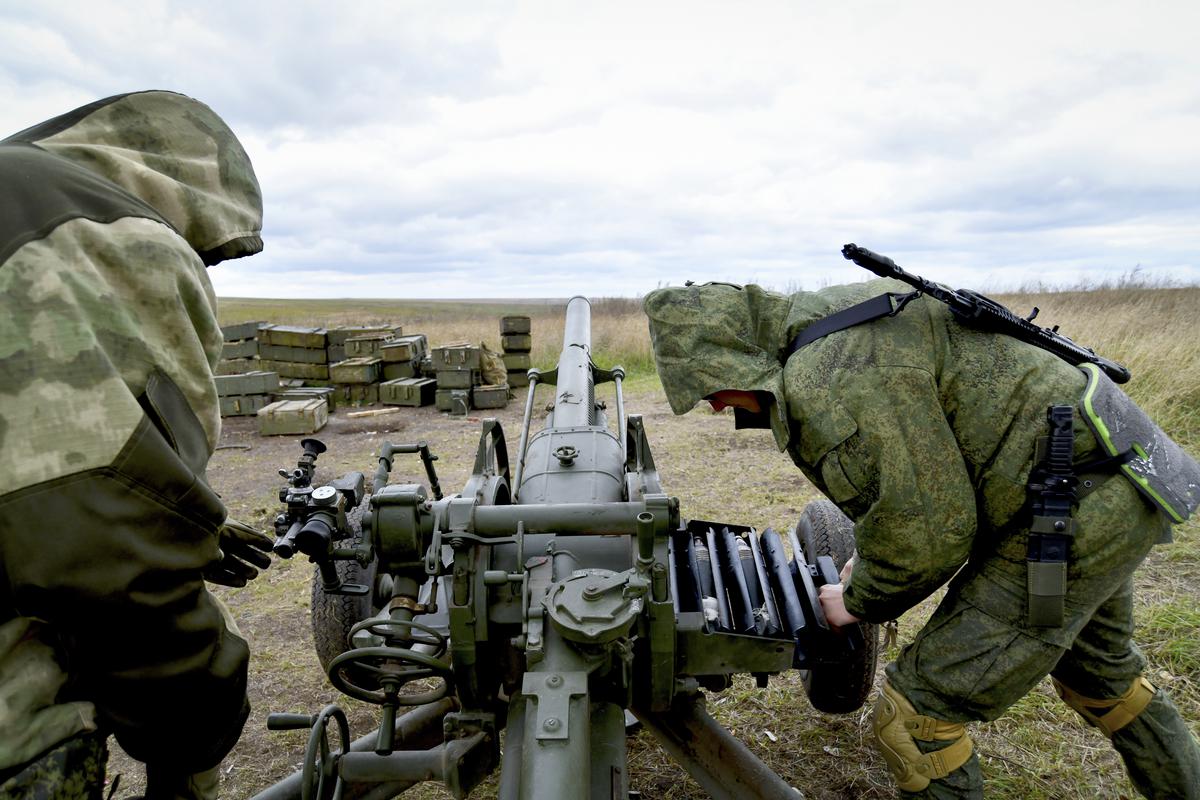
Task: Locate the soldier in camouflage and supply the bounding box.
[645,280,1200,799]
[0,92,271,799]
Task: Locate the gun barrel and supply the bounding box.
[553,296,595,428]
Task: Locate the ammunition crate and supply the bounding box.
[381,335,428,363]
[326,345,347,364]
[219,394,272,417]
[215,370,280,397]
[345,334,392,358]
[259,344,329,364]
[276,386,337,412]
[380,377,437,407]
[221,320,264,342]
[221,339,259,360]
[500,315,531,335]
[329,357,382,385]
[432,343,482,371]
[334,383,379,407]
[258,398,328,436]
[436,368,479,390]
[327,325,397,348]
[216,357,258,376]
[501,352,531,372]
[382,362,418,381]
[418,354,435,377]
[500,334,532,353]
[508,372,530,388]
[259,360,330,381]
[436,388,471,414]
[472,383,509,410]
[258,325,328,349]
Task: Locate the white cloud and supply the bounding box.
[3,0,1198,296]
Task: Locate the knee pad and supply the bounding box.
[872,680,974,792]
[1052,675,1156,737]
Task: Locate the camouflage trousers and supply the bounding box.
[0,733,106,800]
[884,475,1200,799]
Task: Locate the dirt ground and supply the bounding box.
[103,378,1197,799]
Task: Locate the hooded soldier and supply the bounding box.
[644,280,1200,799]
[0,91,271,799]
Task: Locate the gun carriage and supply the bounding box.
[256,297,878,800]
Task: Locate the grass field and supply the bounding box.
[186,284,1200,800]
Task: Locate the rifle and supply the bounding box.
[842,244,1131,384]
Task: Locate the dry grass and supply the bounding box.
[169,285,1200,799]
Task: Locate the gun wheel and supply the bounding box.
[310,494,387,674]
[796,499,880,714]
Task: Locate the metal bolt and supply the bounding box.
[543,717,560,731]
[546,674,562,688]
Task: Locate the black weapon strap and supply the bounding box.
[1026,405,1078,627]
[786,290,921,356]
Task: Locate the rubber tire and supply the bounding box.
[796,498,880,714]
[310,495,383,675]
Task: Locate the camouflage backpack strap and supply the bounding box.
[1078,363,1200,524]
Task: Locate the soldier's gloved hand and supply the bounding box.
[0,618,97,768]
[204,519,273,587]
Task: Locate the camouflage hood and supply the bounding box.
[644,280,903,451]
[4,90,262,265]
[644,282,797,450]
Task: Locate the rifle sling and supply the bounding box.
[786,290,921,355]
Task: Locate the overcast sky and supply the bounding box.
[3,1,1198,298]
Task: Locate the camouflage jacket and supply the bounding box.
[0,92,262,774]
[646,280,1105,624]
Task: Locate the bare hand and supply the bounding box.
[818,583,862,631]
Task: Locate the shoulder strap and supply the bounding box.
[787,290,920,356]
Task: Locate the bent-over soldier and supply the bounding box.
[645,279,1200,799]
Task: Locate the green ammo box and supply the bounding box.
[382,362,418,381]
[216,357,258,376]
[500,333,532,353]
[432,343,482,371]
[276,386,337,412]
[508,372,530,388]
[472,383,509,410]
[345,334,392,358]
[259,344,329,364]
[500,315,531,335]
[219,394,272,417]
[259,325,328,349]
[258,398,328,436]
[381,335,427,363]
[501,352,531,372]
[221,339,259,360]
[436,388,471,414]
[334,383,379,407]
[380,377,436,407]
[437,369,478,389]
[329,357,382,384]
[221,320,264,342]
[259,360,330,381]
[327,325,396,347]
[214,370,280,397]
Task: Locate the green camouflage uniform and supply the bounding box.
[645,280,1200,799]
[0,92,263,799]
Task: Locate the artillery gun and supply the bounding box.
[256,297,879,800]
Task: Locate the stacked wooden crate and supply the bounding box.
[258,325,330,382]
[380,335,436,407]
[217,321,263,375]
[431,343,479,414]
[500,316,531,388]
[214,370,279,417]
[257,397,328,435]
